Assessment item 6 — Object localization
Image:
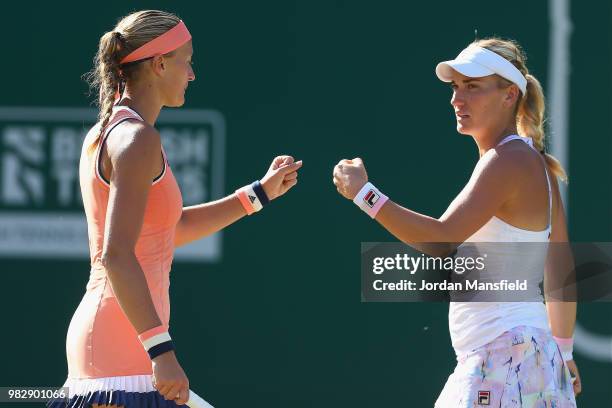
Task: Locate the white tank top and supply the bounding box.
[448,134,553,360]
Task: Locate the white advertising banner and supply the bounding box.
[0,107,225,261]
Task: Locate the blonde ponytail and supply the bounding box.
[475,38,568,183]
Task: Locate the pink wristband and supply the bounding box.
[137,325,174,360]
[138,325,168,342]
[553,336,573,347]
[553,336,574,361]
[235,189,255,215]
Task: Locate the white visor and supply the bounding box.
[435,45,527,95]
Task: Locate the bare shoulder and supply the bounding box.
[476,141,534,179]
[474,144,524,179]
[106,120,161,165]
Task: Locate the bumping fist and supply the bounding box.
[332,158,368,200]
[260,155,303,201]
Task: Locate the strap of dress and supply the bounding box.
[100,107,144,147]
[543,162,552,232]
[497,134,534,148]
[95,107,145,185]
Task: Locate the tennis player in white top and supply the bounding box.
[333,38,580,407]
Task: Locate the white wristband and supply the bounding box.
[353,182,389,218]
[243,184,263,212]
[137,325,175,360]
[560,347,574,361]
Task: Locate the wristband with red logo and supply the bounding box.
[353,182,389,219]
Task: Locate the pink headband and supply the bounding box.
[109,20,191,103]
[120,20,191,64]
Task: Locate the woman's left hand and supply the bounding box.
[260,155,303,201]
[333,158,368,200]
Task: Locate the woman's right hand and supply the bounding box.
[260,155,303,200]
[151,351,190,405]
[566,359,582,396]
[333,158,369,200]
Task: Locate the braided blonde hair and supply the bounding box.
[84,10,181,153]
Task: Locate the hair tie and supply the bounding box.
[540,149,545,155]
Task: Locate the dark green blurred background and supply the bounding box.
[1,1,611,406]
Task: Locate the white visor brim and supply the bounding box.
[435,45,527,94]
[436,60,495,82]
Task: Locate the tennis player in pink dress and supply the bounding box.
[48,10,302,408]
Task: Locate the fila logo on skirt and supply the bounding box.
[478,390,490,405]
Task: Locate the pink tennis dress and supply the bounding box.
[48,106,185,408]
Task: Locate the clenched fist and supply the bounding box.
[261,155,303,200]
[332,158,368,200]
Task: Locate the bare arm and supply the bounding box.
[101,120,192,402]
[378,152,519,243]
[544,174,576,338]
[100,122,165,333]
[174,156,303,247]
[334,152,518,249]
[174,194,246,247]
[543,171,581,395]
